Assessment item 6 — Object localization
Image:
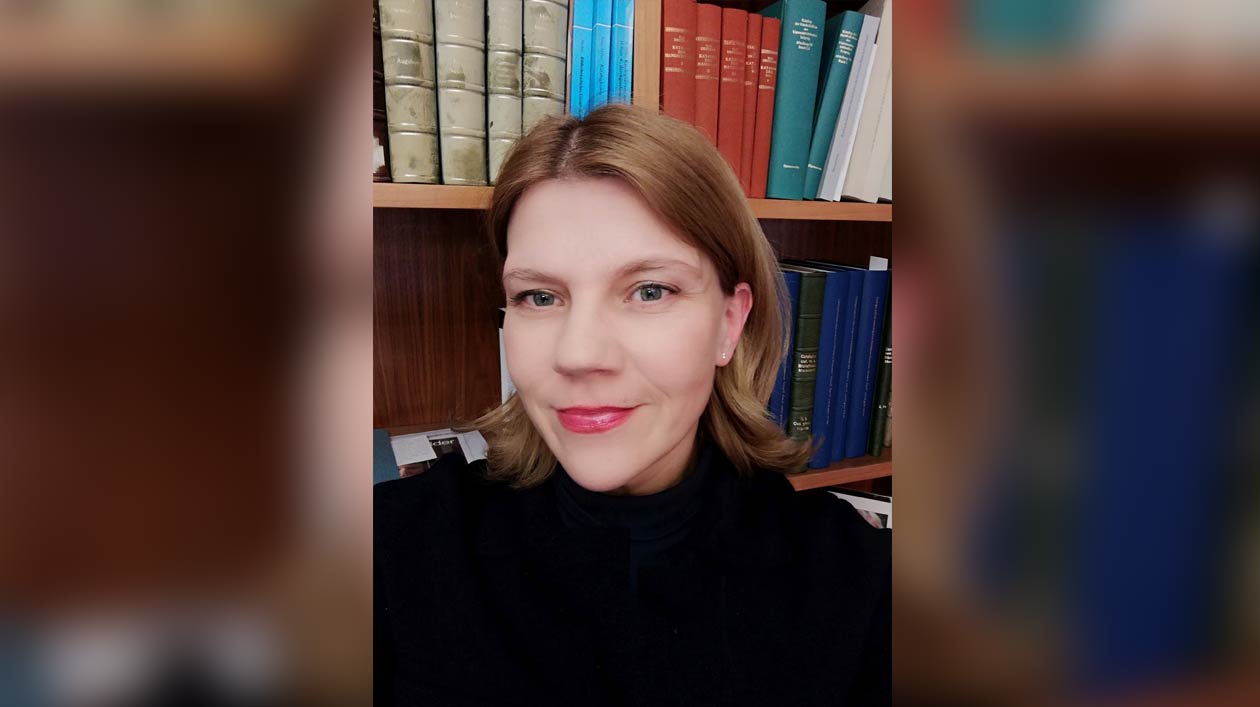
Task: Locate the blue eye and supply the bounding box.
[635,283,675,302]
[510,290,557,307]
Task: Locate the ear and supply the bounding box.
[716,282,754,367]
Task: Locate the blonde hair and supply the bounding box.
[463,103,810,488]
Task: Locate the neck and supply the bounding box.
[609,426,702,496]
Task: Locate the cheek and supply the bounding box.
[502,320,549,391]
[624,315,718,401]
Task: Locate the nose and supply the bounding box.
[553,297,620,377]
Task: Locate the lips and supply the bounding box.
[555,406,637,434]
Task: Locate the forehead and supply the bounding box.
[504,177,709,278]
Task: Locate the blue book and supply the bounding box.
[569,0,596,117]
[768,269,801,429]
[803,11,864,199]
[609,0,634,104]
[843,268,889,458]
[592,0,614,110]
[373,428,399,485]
[784,261,853,468]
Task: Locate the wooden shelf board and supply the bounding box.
[374,183,890,221]
[787,453,892,492]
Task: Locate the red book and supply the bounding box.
[750,17,780,199]
[693,4,721,145]
[739,13,762,196]
[716,8,747,179]
[660,0,697,124]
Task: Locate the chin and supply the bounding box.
[553,443,641,492]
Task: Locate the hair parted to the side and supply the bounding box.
[458,103,812,488]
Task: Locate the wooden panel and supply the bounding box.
[374,209,504,428]
[633,0,662,109]
[760,219,892,265]
[751,200,890,221]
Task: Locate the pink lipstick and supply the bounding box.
[556,406,637,434]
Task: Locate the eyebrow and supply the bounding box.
[502,258,703,286]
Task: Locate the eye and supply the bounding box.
[633,283,676,303]
[510,290,558,307]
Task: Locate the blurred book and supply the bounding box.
[827,487,892,529]
[386,428,489,479]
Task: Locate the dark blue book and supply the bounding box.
[768,269,802,429]
[843,268,890,458]
[783,260,852,468]
[373,428,399,485]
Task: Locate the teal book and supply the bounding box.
[780,265,827,467]
[609,0,634,103]
[569,0,595,117]
[758,0,827,200]
[803,11,863,199]
[592,0,614,109]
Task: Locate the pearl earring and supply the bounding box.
[721,352,727,360]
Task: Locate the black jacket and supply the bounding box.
[375,444,890,706]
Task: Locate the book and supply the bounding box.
[768,269,801,429]
[802,10,864,199]
[749,16,780,198]
[826,487,892,529]
[867,295,891,456]
[390,428,489,477]
[487,0,523,183]
[434,0,489,185]
[591,0,614,109]
[816,11,879,201]
[373,428,400,484]
[839,0,892,202]
[660,0,697,124]
[782,260,854,469]
[758,0,826,200]
[842,256,889,458]
[738,12,762,196]
[373,4,391,182]
[569,0,595,117]
[879,155,891,202]
[694,3,721,144]
[780,265,827,459]
[378,0,441,183]
[716,8,747,179]
[523,0,570,134]
[609,0,634,104]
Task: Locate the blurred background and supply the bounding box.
[1,0,1258,705]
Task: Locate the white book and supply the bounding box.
[839,0,892,202]
[878,147,891,202]
[815,13,879,201]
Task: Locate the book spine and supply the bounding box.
[591,0,614,110]
[803,11,862,199]
[768,269,801,430]
[487,0,523,184]
[523,0,570,134]
[829,272,863,462]
[750,17,779,199]
[610,0,634,104]
[373,3,391,182]
[867,295,891,457]
[818,14,878,200]
[716,8,747,180]
[787,271,825,455]
[844,269,889,458]
[569,0,595,117]
[379,0,441,184]
[808,271,848,468]
[660,0,697,124]
[739,12,761,196]
[693,3,721,145]
[841,2,892,202]
[434,0,489,185]
[760,0,826,200]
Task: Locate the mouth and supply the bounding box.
[555,406,638,434]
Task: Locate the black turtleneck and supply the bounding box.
[553,440,713,595]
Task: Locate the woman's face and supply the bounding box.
[503,177,752,495]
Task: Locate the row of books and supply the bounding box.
[771,256,891,470]
[373,0,572,186]
[661,0,892,202]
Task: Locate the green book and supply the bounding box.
[781,265,826,467]
[759,0,827,200]
[803,11,863,199]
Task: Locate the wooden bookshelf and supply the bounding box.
[786,451,893,492]
[374,183,890,221]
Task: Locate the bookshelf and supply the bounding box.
[374,0,892,491]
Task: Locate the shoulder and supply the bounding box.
[374,453,508,541]
[792,485,891,565]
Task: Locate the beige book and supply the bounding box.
[487,0,523,184]
[840,0,892,202]
[435,0,489,185]
[523,0,570,135]
[878,138,891,202]
[379,0,441,183]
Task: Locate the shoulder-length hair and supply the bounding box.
[462,103,811,488]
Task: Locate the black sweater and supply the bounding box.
[375,441,890,706]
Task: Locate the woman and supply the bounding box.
[375,104,890,706]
